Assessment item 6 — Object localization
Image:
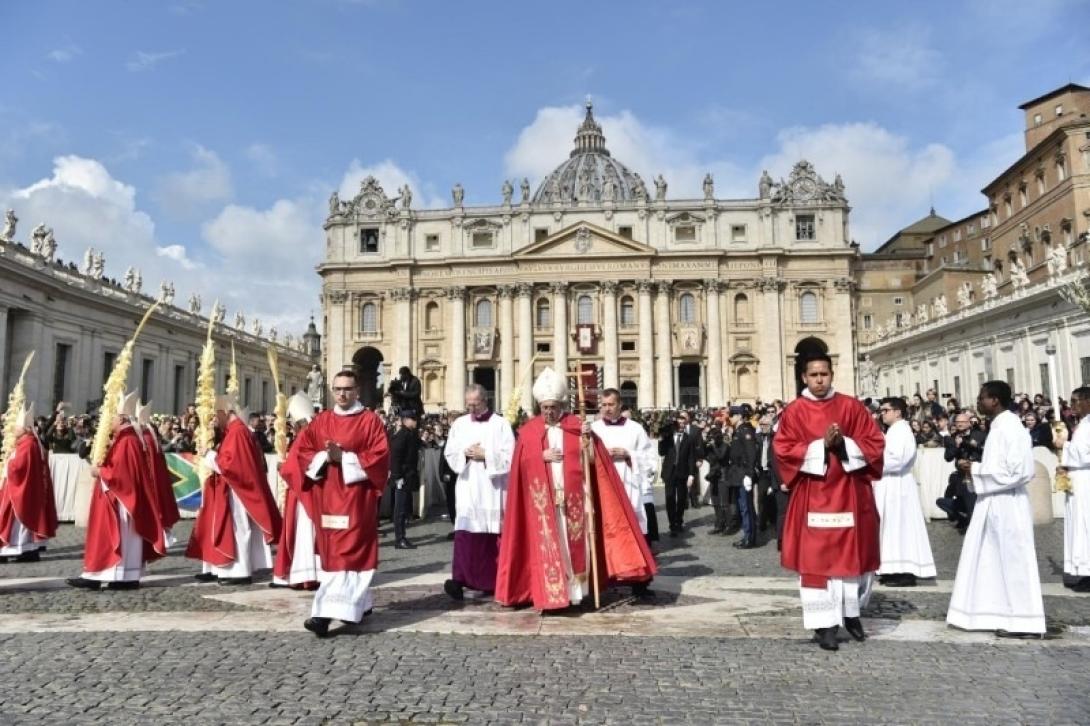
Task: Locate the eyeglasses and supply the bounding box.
[878,408,893,413]
[332,386,356,393]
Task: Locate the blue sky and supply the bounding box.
[2,0,1088,334]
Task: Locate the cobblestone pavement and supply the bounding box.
[1,502,1089,724]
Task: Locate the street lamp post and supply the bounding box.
[1046,342,1060,419]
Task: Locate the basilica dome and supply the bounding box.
[531,102,648,205]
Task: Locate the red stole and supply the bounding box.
[84,426,166,572]
[0,433,58,543]
[141,428,180,531]
[287,408,389,571]
[495,414,656,611]
[774,393,885,587]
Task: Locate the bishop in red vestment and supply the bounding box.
[136,403,181,542]
[774,354,884,650]
[186,397,282,585]
[0,404,58,562]
[286,370,389,637]
[68,392,167,590]
[272,391,320,589]
[495,367,656,612]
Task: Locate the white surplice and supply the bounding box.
[1061,422,1090,577]
[591,418,655,534]
[947,409,1045,633]
[873,419,936,578]
[443,413,515,533]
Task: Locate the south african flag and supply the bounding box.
[166,453,202,510]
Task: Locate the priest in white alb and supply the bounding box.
[591,388,656,551]
[1060,386,1090,592]
[947,380,1046,637]
[873,397,936,587]
[442,383,514,600]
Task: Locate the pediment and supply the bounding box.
[513,222,657,258]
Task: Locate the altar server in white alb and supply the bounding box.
[947,381,1046,637]
[591,388,656,540]
[1060,386,1090,592]
[873,397,936,587]
[442,383,514,600]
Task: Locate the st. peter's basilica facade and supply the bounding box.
[318,103,856,412]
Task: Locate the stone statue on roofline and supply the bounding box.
[1,209,16,242]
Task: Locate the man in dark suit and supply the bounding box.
[388,410,421,549]
[658,411,702,537]
[726,405,759,549]
[388,367,424,416]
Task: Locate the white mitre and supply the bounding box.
[215,393,241,414]
[532,366,568,404]
[287,390,314,423]
[18,402,35,431]
[117,390,140,418]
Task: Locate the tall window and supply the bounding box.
[678,293,696,324]
[361,302,378,334]
[360,228,379,254]
[577,295,593,324]
[619,296,635,327]
[799,291,819,324]
[795,214,815,241]
[862,314,873,330]
[475,299,493,326]
[734,293,750,324]
[535,298,551,329]
[141,358,154,403]
[424,301,440,332]
[173,364,185,415]
[1057,158,1067,182]
[53,343,71,408]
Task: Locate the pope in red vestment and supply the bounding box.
[774,355,884,649]
[0,422,59,561]
[496,368,656,611]
[185,412,282,580]
[69,411,167,588]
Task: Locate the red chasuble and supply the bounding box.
[287,408,389,571]
[185,418,282,566]
[0,433,58,544]
[273,434,319,580]
[774,392,884,588]
[495,413,656,611]
[140,428,180,531]
[83,425,166,571]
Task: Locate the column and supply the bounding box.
[832,278,856,394]
[654,281,673,407]
[703,279,724,406]
[516,282,534,411]
[498,284,515,412]
[636,280,656,408]
[601,281,619,390]
[551,281,568,375]
[757,278,785,399]
[0,306,8,403]
[325,290,347,375]
[446,286,466,406]
[391,287,413,375]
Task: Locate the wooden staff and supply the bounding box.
[567,360,600,610]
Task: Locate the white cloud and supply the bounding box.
[853,26,943,91]
[126,50,185,72]
[245,143,278,177]
[154,145,233,219]
[156,244,200,270]
[47,46,82,63]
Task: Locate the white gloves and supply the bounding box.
[743,475,753,492]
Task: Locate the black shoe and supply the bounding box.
[303,617,331,638]
[444,579,465,601]
[446,531,456,541]
[66,577,101,590]
[843,617,866,642]
[1070,578,1090,593]
[886,573,917,588]
[995,629,1044,640]
[668,528,681,538]
[732,540,755,550]
[395,539,417,550]
[724,525,741,537]
[13,550,40,563]
[217,577,253,586]
[815,626,840,651]
[955,522,969,535]
[193,572,217,583]
[268,581,290,589]
[106,581,140,591]
[632,582,653,599]
[710,523,725,534]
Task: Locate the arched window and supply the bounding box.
[619,296,635,327]
[679,292,696,324]
[424,301,440,332]
[424,371,440,402]
[361,302,378,334]
[737,366,755,397]
[535,298,551,329]
[799,291,819,324]
[475,299,493,327]
[577,295,593,324]
[733,293,750,324]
